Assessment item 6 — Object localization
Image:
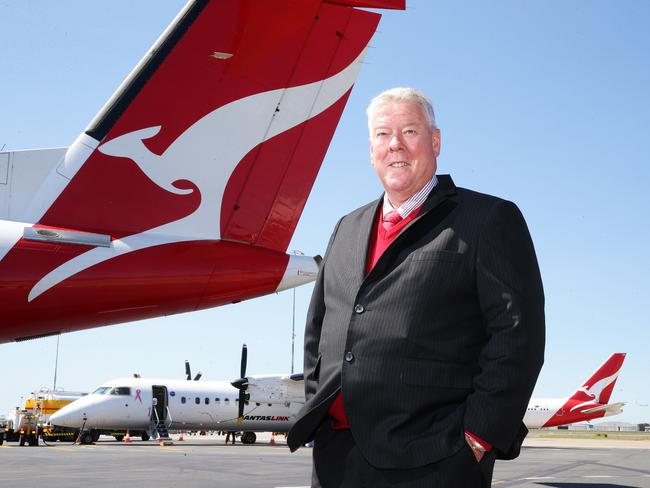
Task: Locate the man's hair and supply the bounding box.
[366,87,437,132]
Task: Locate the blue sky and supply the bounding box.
[1,1,648,424]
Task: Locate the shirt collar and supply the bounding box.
[383,175,438,219]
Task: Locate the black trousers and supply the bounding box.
[312,422,495,488]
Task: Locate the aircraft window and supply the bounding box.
[205,398,209,405]
[256,402,261,406]
[181,397,186,404]
[215,398,220,402]
[235,398,239,403]
[224,398,230,402]
[92,387,110,395]
[195,397,200,405]
[110,387,131,396]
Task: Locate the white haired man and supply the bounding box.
[288,87,545,487]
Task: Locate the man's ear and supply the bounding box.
[432,128,441,157]
[369,138,375,164]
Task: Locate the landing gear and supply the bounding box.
[241,431,257,444]
[114,434,124,442]
[140,431,150,441]
[79,430,94,445]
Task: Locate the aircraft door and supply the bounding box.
[151,385,168,423]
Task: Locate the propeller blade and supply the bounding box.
[194,372,202,381]
[237,391,250,425]
[237,343,248,425]
[238,390,246,420]
[185,360,191,381]
[240,344,247,379]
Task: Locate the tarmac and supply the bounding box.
[1,431,649,487]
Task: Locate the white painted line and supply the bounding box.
[583,475,613,478]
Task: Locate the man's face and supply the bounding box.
[369,101,441,206]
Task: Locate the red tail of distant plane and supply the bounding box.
[0,0,406,343]
[525,353,627,429]
[566,352,626,406]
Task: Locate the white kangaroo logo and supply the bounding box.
[569,371,619,412]
[28,49,368,301]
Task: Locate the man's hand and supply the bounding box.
[464,433,486,462]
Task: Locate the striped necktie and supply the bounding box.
[382,210,403,230]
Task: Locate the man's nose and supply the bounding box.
[388,134,404,151]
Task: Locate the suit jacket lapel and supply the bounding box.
[351,198,382,290]
[362,175,458,284]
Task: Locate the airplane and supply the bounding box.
[0,0,406,344]
[51,351,627,444]
[49,347,303,444]
[523,353,626,429]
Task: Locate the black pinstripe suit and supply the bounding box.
[288,175,545,481]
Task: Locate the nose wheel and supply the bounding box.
[241,431,256,444]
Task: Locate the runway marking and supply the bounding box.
[522,477,556,480]
[584,475,613,478]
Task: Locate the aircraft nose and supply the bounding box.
[50,405,87,428]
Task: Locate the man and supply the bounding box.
[287,87,545,487]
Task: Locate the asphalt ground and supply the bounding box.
[1,432,649,487]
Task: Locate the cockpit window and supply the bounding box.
[109,387,131,396]
[92,387,111,395]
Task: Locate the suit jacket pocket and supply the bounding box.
[410,250,463,262]
[401,357,474,389]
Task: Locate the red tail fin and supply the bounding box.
[31,1,388,254]
[568,353,626,404]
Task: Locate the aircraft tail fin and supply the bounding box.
[25,0,397,253]
[568,353,626,404]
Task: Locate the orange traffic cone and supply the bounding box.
[178,431,184,441]
[270,433,276,445]
[123,430,132,443]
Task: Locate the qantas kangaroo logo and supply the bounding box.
[569,371,620,412]
[28,49,367,302]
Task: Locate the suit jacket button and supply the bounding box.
[345,351,354,362]
[354,304,365,314]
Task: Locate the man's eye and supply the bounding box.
[404,129,416,135]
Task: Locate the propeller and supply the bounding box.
[230,344,249,425]
[185,360,202,381]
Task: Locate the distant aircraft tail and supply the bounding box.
[568,353,626,405]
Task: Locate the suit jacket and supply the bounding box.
[287,175,545,469]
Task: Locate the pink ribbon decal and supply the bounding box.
[135,389,142,403]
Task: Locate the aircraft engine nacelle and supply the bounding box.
[245,375,304,406]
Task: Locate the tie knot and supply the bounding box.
[382,210,403,230]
